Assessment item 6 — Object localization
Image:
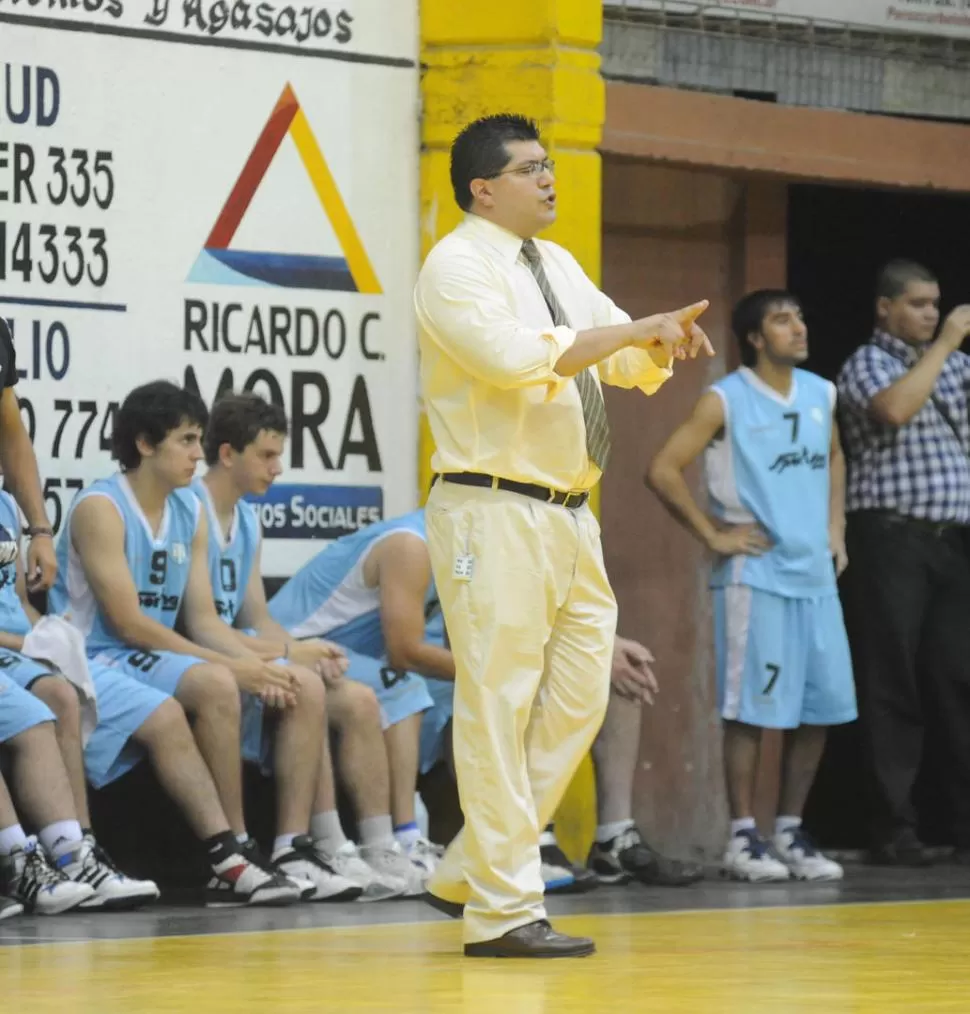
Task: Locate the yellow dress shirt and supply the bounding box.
[414,213,674,492]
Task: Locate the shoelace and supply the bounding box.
[23,844,64,888]
[411,838,444,859]
[786,828,819,857]
[85,839,123,876]
[738,830,771,859]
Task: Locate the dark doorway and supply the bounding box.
[788,183,970,382]
[788,182,970,850]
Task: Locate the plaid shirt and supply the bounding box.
[836,331,970,523]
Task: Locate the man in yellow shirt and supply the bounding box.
[415,113,713,958]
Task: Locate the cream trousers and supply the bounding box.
[425,480,617,944]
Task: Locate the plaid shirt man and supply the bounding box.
[837,330,970,524]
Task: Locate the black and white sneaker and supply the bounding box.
[0,894,23,920]
[587,825,704,886]
[0,838,94,914]
[205,848,303,908]
[59,835,160,910]
[539,827,599,894]
[272,836,362,902]
[240,836,314,901]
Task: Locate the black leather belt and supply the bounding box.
[437,472,589,509]
[857,510,966,538]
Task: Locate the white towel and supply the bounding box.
[22,616,98,748]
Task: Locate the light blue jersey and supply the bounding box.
[190,478,260,626]
[269,511,439,655]
[706,367,837,598]
[50,473,200,654]
[269,511,440,735]
[0,491,30,636]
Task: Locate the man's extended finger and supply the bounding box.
[673,300,710,326]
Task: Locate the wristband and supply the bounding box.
[25,526,53,539]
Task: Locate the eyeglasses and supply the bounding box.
[489,158,556,179]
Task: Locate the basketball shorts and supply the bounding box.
[714,585,857,729]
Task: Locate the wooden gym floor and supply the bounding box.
[3,864,969,1012]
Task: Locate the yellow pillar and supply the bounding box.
[418,0,605,863]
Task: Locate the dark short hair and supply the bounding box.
[450,114,541,212]
[204,391,288,466]
[731,290,802,367]
[112,381,209,471]
[875,259,937,301]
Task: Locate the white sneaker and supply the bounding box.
[0,894,24,920]
[722,829,791,883]
[402,836,443,879]
[272,836,362,902]
[59,835,161,910]
[316,841,406,902]
[360,841,427,897]
[774,826,844,881]
[205,850,302,908]
[1,838,95,914]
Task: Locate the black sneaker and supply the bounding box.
[539,829,599,895]
[587,826,704,886]
[869,827,935,867]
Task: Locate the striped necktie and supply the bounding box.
[520,239,612,472]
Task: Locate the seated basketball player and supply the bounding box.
[268,502,446,869]
[50,380,353,902]
[6,486,296,909]
[194,392,429,897]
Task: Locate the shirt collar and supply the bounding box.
[871,329,922,365]
[460,213,532,263]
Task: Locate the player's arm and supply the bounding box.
[0,384,56,591]
[71,496,236,661]
[235,540,346,673]
[829,410,848,576]
[178,512,298,698]
[370,533,455,682]
[0,550,31,652]
[180,511,262,659]
[646,391,770,557]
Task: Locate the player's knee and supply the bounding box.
[291,665,326,721]
[329,680,381,732]
[186,664,241,720]
[33,676,81,729]
[347,681,381,727]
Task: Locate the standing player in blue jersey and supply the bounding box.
[192,392,423,898]
[648,290,857,882]
[49,381,336,905]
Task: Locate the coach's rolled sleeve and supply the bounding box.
[415,250,575,394]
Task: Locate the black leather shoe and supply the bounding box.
[424,891,464,919]
[464,919,595,958]
[950,847,970,866]
[869,827,935,867]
